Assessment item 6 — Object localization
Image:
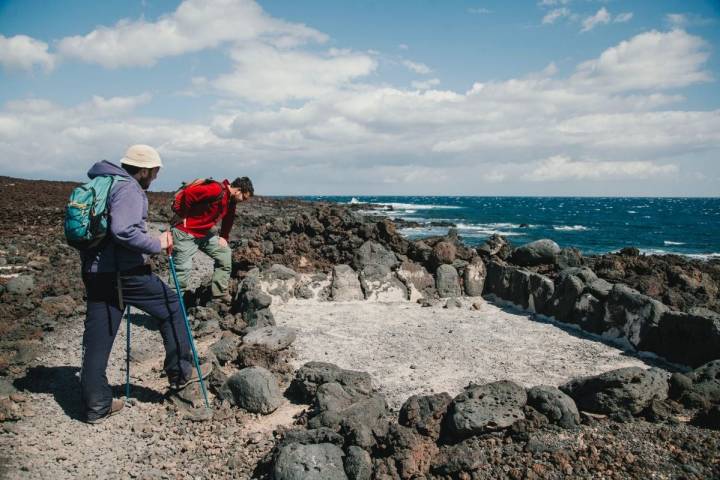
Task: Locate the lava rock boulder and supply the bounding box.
[526,385,580,429]
[560,367,668,416]
[509,239,560,266]
[222,366,283,414]
[444,381,527,441]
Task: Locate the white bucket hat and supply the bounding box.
[120,144,163,169]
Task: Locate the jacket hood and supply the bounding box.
[87,160,131,180]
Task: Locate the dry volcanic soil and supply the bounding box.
[0,175,718,479]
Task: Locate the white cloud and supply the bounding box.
[212,43,377,103]
[0,34,56,72]
[543,8,570,25]
[402,60,432,75]
[614,12,633,23]
[57,0,327,68]
[1,11,718,195]
[398,43,409,50]
[571,30,710,92]
[581,7,611,32]
[523,155,677,181]
[411,78,441,90]
[468,8,492,15]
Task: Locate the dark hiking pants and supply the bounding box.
[81,269,193,421]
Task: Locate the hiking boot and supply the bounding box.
[173,362,213,390]
[205,295,232,314]
[214,293,233,304]
[86,398,124,424]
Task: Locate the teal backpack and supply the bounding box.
[64,175,127,250]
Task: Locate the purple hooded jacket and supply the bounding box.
[81,161,162,273]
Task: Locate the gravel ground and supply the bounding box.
[0,254,303,480]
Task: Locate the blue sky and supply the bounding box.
[1,0,719,195]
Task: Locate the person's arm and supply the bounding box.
[109,182,162,254]
[219,198,236,241]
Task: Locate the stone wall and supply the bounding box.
[483,260,720,368]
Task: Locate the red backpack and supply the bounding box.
[171,178,225,224]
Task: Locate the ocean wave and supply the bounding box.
[663,241,685,246]
[349,197,361,204]
[456,222,527,229]
[685,253,720,260]
[553,225,589,232]
[377,202,461,210]
[400,225,524,237]
[627,210,637,214]
[639,249,720,260]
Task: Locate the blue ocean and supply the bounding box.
[302,196,720,259]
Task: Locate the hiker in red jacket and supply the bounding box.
[170,177,254,302]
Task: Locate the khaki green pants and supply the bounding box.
[171,228,231,298]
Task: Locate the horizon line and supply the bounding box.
[1,174,718,199]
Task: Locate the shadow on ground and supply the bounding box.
[488,299,686,373]
[13,366,165,421]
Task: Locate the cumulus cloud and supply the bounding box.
[581,7,611,32]
[212,43,376,103]
[571,29,711,92]
[55,0,376,103]
[57,0,326,68]
[0,96,227,181]
[1,6,718,194]
[0,34,56,72]
[402,60,432,75]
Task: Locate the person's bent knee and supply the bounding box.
[217,247,231,269]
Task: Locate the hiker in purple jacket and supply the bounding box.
[80,145,211,424]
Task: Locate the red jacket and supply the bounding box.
[173,179,236,240]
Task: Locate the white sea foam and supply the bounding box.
[457,226,524,236]
[663,241,685,246]
[685,253,720,260]
[627,210,637,214]
[456,222,523,229]
[377,202,461,210]
[400,223,525,238]
[349,197,361,204]
[553,225,589,232]
[638,249,720,261]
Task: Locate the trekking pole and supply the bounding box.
[125,305,131,401]
[168,253,210,409]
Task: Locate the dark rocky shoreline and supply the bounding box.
[1,175,719,479]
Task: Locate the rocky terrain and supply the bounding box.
[0,174,719,479]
